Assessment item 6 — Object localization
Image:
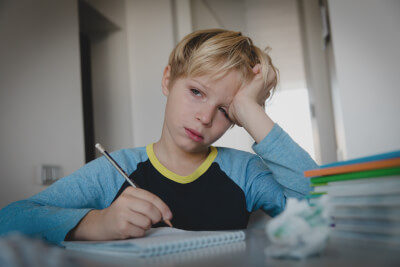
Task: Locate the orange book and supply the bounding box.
[304,158,400,178]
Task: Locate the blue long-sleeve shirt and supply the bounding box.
[0,124,317,245]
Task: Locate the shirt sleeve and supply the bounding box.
[247,123,318,216]
[0,150,133,245]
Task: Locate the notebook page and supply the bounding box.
[63,227,245,257]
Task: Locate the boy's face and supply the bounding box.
[161,66,240,153]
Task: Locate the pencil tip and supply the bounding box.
[165,219,173,228]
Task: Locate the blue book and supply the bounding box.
[320,150,400,168]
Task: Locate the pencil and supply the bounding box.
[95,143,173,228]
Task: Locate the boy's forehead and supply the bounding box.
[189,70,242,89]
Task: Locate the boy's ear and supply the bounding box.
[161,65,171,96]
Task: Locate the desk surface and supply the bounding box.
[61,228,400,267]
[1,229,399,267]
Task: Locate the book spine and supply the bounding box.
[328,194,400,207]
[312,176,400,193]
[326,182,400,197]
[305,158,400,178]
[319,150,400,168]
[310,167,400,184]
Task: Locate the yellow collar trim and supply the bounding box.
[146,144,218,184]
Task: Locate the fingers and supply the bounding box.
[228,63,275,126]
[75,187,173,241]
[266,65,277,90]
[101,187,173,240]
[254,63,276,104]
[114,211,149,239]
[252,64,262,74]
[124,187,173,222]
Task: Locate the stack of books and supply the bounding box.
[304,150,400,244]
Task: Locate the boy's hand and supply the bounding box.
[66,187,173,241]
[229,64,276,126]
[228,64,276,143]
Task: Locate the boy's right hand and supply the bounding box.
[66,187,173,241]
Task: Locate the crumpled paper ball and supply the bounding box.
[265,196,331,259]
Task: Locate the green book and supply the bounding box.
[308,191,326,196]
[310,183,328,187]
[309,167,400,184]
[305,194,324,199]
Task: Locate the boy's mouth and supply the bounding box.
[184,128,204,142]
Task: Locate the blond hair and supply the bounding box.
[168,29,278,93]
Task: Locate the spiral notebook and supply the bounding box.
[62,227,246,257]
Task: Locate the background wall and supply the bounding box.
[244,0,316,161]
[84,0,133,154]
[125,0,175,148]
[327,0,400,159]
[298,0,337,164]
[0,0,85,208]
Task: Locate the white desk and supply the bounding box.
[1,229,399,266]
[61,228,400,267]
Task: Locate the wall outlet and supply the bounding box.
[41,165,62,185]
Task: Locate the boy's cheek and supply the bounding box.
[213,121,232,137]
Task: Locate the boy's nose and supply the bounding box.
[196,107,215,127]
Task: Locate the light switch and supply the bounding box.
[41,165,62,185]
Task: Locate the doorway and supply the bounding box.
[78,0,120,162]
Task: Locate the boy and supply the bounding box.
[0,29,317,245]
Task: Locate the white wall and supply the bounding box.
[192,0,308,91]
[298,0,337,164]
[83,0,174,151]
[328,0,400,159]
[125,0,175,147]
[173,0,193,42]
[85,0,133,153]
[245,0,307,90]
[0,0,84,208]
[245,0,318,159]
[191,0,246,33]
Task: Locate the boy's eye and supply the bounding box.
[218,107,230,119]
[190,88,202,96]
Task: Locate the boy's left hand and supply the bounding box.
[228,64,276,127]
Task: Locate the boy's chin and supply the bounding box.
[179,142,211,154]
